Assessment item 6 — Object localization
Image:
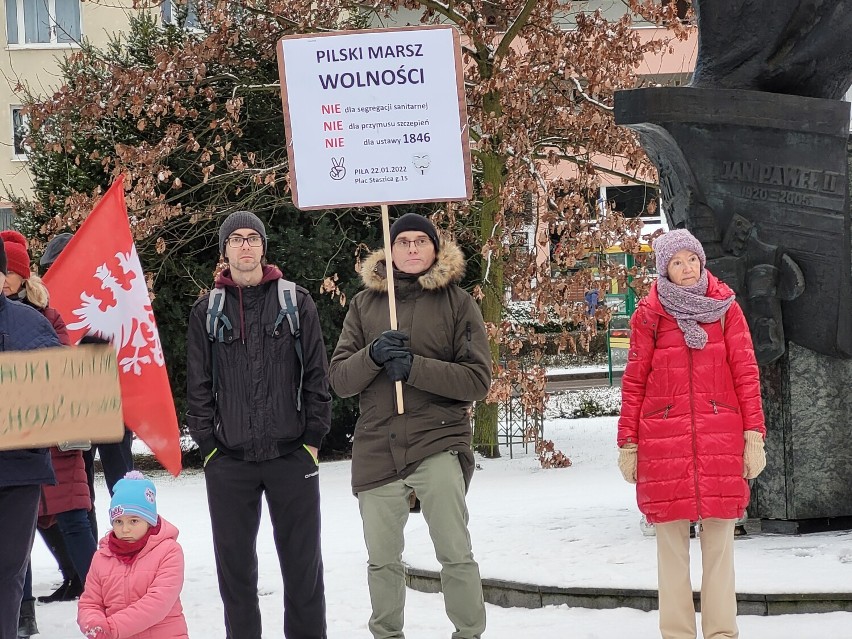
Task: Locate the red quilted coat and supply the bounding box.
[617,272,766,524]
[34,303,92,518]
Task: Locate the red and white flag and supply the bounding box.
[43,175,182,476]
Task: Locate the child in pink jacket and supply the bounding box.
[78,471,188,639]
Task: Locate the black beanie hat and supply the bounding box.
[0,233,6,276]
[219,211,267,256]
[39,232,73,268]
[390,213,439,251]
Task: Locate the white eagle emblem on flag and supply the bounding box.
[67,246,164,375]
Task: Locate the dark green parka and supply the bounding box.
[329,239,491,494]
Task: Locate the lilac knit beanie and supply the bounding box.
[653,229,706,279]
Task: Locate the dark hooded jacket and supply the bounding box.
[185,265,331,462]
[11,275,91,515]
[0,294,60,487]
[329,239,491,494]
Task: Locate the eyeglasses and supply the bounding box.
[393,237,431,250]
[227,235,263,248]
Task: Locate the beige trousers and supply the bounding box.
[358,451,485,639]
[655,518,738,639]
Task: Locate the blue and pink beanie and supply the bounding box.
[109,471,158,526]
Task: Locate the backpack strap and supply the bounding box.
[206,288,232,342]
[205,281,304,411]
[206,288,233,398]
[275,279,304,412]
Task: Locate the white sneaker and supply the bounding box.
[639,514,656,536]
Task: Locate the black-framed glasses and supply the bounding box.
[227,235,263,248]
[393,237,431,250]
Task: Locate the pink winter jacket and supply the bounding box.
[78,517,188,639]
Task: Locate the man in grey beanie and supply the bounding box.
[217,210,267,257]
[186,210,331,639]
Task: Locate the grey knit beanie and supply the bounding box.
[653,229,706,279]
[390,213,439,251]
[0,234,6,275]
[39,232,73,268]
[219,211,267,256]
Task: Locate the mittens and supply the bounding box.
[743,430,766,479]
[83,626,111,639]
[618,443,638,484]
[369,330,410,365]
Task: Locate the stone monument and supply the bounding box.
[614,1,852,532]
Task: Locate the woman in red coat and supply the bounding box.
[617,229,766,639]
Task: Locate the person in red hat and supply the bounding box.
[0,230,30,291]
[0,232,61,639]
[1,230,68,343]
[0,230,96,637]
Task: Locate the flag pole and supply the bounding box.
[380,204,405,415]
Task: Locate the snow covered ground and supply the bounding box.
[31,417,852,638]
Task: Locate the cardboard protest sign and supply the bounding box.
[277,25,472,210]
[0,343,124,451]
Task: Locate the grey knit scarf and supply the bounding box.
[655,270,735,349]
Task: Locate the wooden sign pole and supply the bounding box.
[380,204,405,415]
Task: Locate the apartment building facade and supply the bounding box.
[0,0,146,228]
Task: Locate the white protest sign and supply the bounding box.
[277,26,472,210]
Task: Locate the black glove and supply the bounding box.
[369,330,410,365]
[383,352,413,382]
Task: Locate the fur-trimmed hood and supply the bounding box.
[360,238,466,292]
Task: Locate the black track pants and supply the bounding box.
[204,449,326,639]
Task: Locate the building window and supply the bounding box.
[161,0,199,30]
[5,0,81,45]
[846,87,852,131]
[0,207,14,231]
[663,0,691,20]
[11,107,29,159]
[603,185,660,220]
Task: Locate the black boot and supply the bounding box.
[37,579,69,603]
[18,597,38,637]
[37,575,83,603]
[66,575,84,599]
[37,579,70,603]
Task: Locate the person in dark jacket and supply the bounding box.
[0,234,61,639]
[0,231,97,636]
[329,214,492,639]
[186,211,331,639]
[617,229,767,639]
[39,232,135,574]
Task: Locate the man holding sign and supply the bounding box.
[330,213,491,639]
[0,234,61,639]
